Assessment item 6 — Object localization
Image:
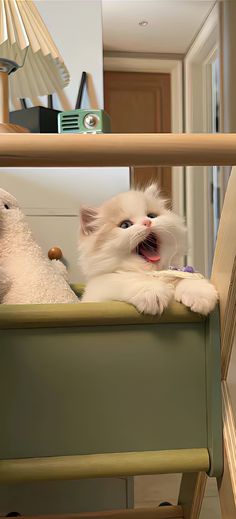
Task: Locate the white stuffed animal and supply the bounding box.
[0,188,79,304]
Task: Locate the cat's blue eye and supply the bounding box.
[119,219,133,229]
[147,213,157,219]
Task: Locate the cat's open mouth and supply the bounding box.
[137,233,161,263]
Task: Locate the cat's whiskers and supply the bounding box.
[153,226,179,264]
[129,229,150,252]
[133,224,179,265]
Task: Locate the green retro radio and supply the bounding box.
[58,72,111,134]
[58,108,111,134]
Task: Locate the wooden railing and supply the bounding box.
[0,133,236,167]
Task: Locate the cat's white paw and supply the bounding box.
[130,282,174,315]
[175,278,218,315]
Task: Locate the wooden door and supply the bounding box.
[104,71,172,199]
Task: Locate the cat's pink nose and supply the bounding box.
[142,218,151,227]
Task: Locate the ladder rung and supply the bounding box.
[0,449,209,484]
[18,506,184,518]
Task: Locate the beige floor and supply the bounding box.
[134,474,222,518]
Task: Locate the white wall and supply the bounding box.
[35,0,104,111]
[2,0,130,282]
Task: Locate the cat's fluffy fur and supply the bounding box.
[78,185,218,315]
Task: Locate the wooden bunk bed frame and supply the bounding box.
[0,133,235,519]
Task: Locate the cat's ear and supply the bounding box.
[145,184,160,198]
[80,206,98,235]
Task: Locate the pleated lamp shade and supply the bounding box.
[0,0,70,132]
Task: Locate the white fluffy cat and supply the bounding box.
[78,185,218,315]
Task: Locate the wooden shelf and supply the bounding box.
[0,133,236,167]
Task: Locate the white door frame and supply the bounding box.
[184,4,219,276]
[104,55,184,216]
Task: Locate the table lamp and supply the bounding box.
[0,0,69,133]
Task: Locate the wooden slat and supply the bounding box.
[0,449,209,484]
[0,134,236,167]
[178,472,207,519]
[211,166,236,334]
[218,446,236,519]
[221,256,236,379]
[0,300,204,329]
[220,382,236,507]
[18,507,183,519]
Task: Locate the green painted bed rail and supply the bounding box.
[0,300,204,329]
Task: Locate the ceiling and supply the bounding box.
[102,0,215,54]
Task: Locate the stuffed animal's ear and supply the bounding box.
[80,206,98,235]
[145,184,160,198]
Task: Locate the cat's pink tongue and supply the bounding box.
[139,243,160,263]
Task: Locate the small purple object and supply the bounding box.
[183,265,195,273]
[169,265,196,273]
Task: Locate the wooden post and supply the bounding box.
[211,162,236,517]
[0,70,9,123]
[178,473,207,519]
[0,67,28,133]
